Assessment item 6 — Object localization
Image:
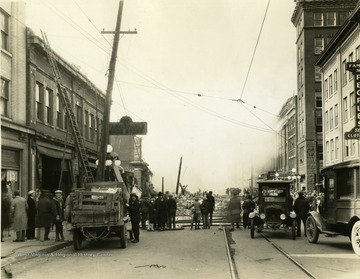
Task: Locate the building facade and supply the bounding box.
[315,4,360,199]
[291,0,358,191]
[1,1,107,198]
[1,2,31,196]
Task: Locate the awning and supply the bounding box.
[37,146,73,160]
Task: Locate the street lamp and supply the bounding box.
[96,144,122,181]
[290,168,301,191]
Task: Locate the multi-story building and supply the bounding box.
[26,29,105,196]
[275,96,300,188]
[1,2,30,196]
[291,0,358,191]
[315,4,359,199]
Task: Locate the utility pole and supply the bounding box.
[175,157,182,195]
[96,1,137,181]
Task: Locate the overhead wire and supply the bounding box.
[35,0,278,134]
[239,0,271,100]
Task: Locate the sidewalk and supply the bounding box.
[1,225,73,268]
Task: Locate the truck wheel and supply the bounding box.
[73,229,82,250]
[306,215,319,243]
[351,220,360,256]
[292,219,296,240]
[250,219,255,239]
[119,225,127,249]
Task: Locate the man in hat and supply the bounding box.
[26,190,37,240]
[53,190,65,241]
[35,189,56,241]
[293,191,310,237]
[126,193,140,243]
[10,190,28,242]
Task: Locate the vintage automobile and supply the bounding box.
[249,180,297,240]
[305,164,360,255]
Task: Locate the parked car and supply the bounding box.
[249,180,297,240]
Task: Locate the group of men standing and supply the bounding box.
[1,187,66,242]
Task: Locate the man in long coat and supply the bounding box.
[26,190,37,240]
[293,191,310,237]
[35,190,56,241]
[1,188,12,242]
[10,190,28,242]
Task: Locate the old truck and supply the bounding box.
[70,181,130,250]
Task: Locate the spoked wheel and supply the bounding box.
[351,220,360,256]
[73,228,83,250]
[250,219,255,239]
[306,215,319,243]
[291,219,296,240]
[119,225,127,249]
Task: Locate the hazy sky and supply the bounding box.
[25,0,297,194]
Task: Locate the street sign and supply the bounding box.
[346,61,360,73]
[109,121,147,135]
[345,127,360,140]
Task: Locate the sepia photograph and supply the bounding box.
[1,0,360,278]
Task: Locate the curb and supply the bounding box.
[1,241,73,268]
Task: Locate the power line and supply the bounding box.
[239,0,271,100]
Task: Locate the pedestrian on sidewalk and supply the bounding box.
[126,193,140,243]
[188,196,202,230]
[1,186,12,242]
[227,189,242,231]
[242,195,256,229]
[147,197,157,231]
[201,194,211,229]
[53,190,65,241]
[26,190,37,240]
[35,189,56,241]
[166,194,177,229]
[293,191,310,237]
[156,192,167,231]
[10,190,28,242]
[140,196,150,230]
[208,191,215,225]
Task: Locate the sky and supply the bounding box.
[24,0,297,195]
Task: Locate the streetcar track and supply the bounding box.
[260,233,318,279]
[223,226,239,279]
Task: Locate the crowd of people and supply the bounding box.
[1,186,67,243]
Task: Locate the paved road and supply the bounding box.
[8,227,231,279]
[230,227,360,279]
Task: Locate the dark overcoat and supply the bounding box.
[27,197,37,228]
[293,196,310,219]
[35,196,57,228]
[1,194,12,229]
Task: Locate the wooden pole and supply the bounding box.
[96,1,124,182]
[175,157,182,195]
[162,177,164,194]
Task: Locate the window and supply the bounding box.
[84,110,89,140]
[351,140,356,156]
[299,147,305,164]
[325,12,336,26]
[334,69,338,93]
[316,110,322,132]
[335,137,339,160]
[330,139,334,161]
[90,113,95,142]
[0,11,9,51]
[329,74,333,96]
[339,12,350,25]
[349,53,354,81]
[356,46,360,61]
[350,92,355,118]
[343,60,347,85]
[343,96,348,122]
[45,88,52,124]
[314,13,323,26]
[36,82,43,121]
[314,38,324,54]
[56,94,63,128]
[315,66,321,81]
[326,141,329,162]
[325,111,329,131]
[334,104,339,127]
[76,102,82,135]
[1,77,9,117]
[316,96,322,108]
[324,78,328,99]
[329,107,334,130]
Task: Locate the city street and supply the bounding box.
[5,226,360,279]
